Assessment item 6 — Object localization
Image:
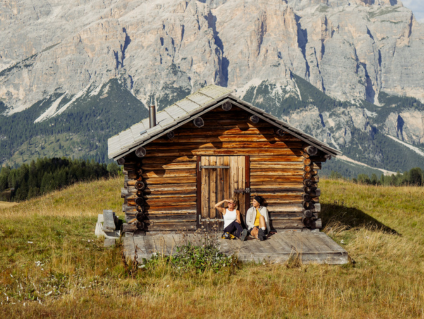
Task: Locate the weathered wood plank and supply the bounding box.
[202,156,210,219]
[144,149,303,157]
[269,212,303,220]
[250,156,303,162]
[145,213,197,221]
[271,220,304,229]
[223,156,230,204]
[196,155,201,229]
[251,176,304,183]
[216,156,224,222]
[123,232,348,265]
[238,155,246,215]
[169,133,301,143]
[143,177,197,184]
[148,141,303,149]
[142,169,197,178]
[250,169,305,176]
[147,205,196,212]
[141,156,197,163]
[250,185,304,192]
[250,162,305,169]
[253,194,303,199]
[142,163,197,170]
[263,199,304,205]
[145,184,196,192]
[144,194,197,200]
[146,200,197,206]
[144,221,197,231]
[209,156,217,219]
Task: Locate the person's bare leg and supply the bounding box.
[259,216,266,229]
[251,227,259,239]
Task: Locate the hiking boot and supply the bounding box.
[240,229,248,241]
[229,233,237,240]
[258,228,266,241]
[222,232,230,239]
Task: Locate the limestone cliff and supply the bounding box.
[0,0,423,174]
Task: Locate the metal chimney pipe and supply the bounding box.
[149,105,156,128]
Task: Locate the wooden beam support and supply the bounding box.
[117,157,125,165]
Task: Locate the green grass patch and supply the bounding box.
[0,178,424,317]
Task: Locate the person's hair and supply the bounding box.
[229,197,239,209]
[253,195,263,205]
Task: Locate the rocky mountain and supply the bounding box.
[1,0,423,176]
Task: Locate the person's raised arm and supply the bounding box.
[214,199,228,214]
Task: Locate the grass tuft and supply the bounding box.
[0,177,424,318]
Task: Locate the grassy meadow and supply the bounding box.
[0,177,423,318]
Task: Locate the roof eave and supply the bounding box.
[109,92,341,160]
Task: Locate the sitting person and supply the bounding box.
[214,198,248,241]
[245,196,270,241]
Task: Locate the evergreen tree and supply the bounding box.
[409,168,423,186]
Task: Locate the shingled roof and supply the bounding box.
[108,84,341,160]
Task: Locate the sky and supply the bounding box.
[402,0,424,23]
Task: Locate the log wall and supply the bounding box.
[121,105,326,233]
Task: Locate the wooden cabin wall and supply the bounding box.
[121,105,325,232]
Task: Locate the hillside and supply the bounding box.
[1,0,424,175]
[1,177,424,317]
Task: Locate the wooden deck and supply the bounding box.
[123,230,349,265]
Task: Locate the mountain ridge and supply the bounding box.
[1,0,423,175]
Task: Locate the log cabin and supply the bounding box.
[108,85,341,235]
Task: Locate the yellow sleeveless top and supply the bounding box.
[254,208,261,227]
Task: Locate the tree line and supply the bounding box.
[0,157,121,201]
[329,167,424,186]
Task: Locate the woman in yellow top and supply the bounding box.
[245,196,270,241]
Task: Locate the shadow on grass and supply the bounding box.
[321,203,399,235]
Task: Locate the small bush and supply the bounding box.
[142,238,238,275]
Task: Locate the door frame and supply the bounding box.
[196,155,250,231]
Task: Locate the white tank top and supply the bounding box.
[223,208,237,228]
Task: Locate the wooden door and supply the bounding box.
[198,156,248,231]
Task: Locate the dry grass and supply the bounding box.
[0,201,18,209]
[1,177,424,318]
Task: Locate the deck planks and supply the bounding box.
[124,231,348,264]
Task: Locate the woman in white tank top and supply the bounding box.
[214,198,248,241]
